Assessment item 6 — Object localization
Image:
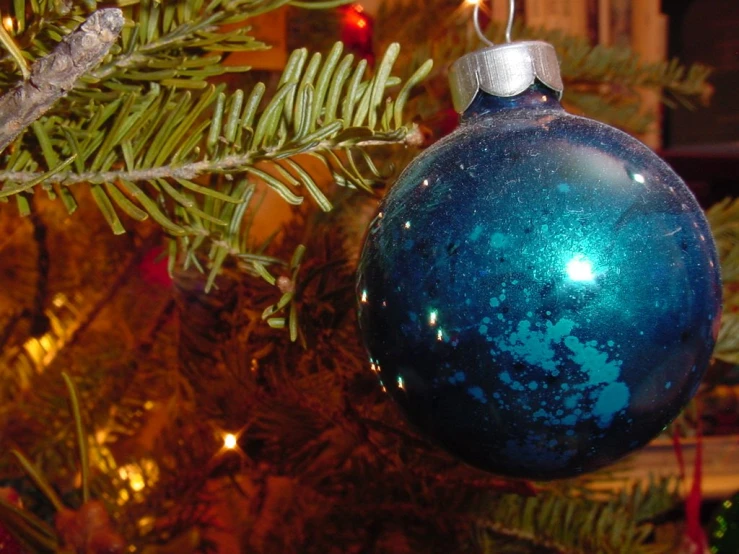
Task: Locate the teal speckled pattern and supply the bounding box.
[356,85,722,480]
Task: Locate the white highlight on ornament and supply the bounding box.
[566,255,594,282]
[632,173,646,184]
[223,433,238,449]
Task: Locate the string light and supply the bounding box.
[216,429,247,457]
[11,293,80,390]
[2,16,15,33]
[117,459,159,503]
[344,4,370,32]
[223,433,238,450]
[137,516,155,533]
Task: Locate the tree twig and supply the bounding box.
[0,127,423,191]
[0,8,124,152]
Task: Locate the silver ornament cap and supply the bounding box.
[449,41,564,114]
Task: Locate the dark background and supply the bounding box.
[664,0,739,148]
[662,0,739,206]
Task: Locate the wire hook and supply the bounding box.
[473,0,515,46]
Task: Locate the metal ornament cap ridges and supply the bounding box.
[449,40,564,113]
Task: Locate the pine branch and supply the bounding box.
[0,2,431,318]
[82,1,266,88]
[706,198,739,363]
[0,133,420,189]
[0,1,353,105]
[475,477,678,554]
[533,28,711,102]
[0,41,431,299]
[0,8,123,151]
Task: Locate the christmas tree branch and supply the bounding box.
[0,42,431,292]
[474,477,677,554]
[0,8,123,152]
[706,197,739,363]
[0,0,353,102]
[0,131,422,191]
[86,8,263,85]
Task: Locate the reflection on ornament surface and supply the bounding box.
[357,84,722,480]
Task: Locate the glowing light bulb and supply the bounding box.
[118,464,146,492]
[3,16,15,33]
[223,433,238,450]
[566,255,594,282]
[397,375,405,390]
[130,474,145,492]
[429,310,438,326]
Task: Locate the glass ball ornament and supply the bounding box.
[356,42,721,480]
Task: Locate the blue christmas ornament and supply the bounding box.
[356,40,722,480]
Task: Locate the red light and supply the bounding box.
[345,9,370,30]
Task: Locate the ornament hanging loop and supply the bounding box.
[473,0,515,46]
